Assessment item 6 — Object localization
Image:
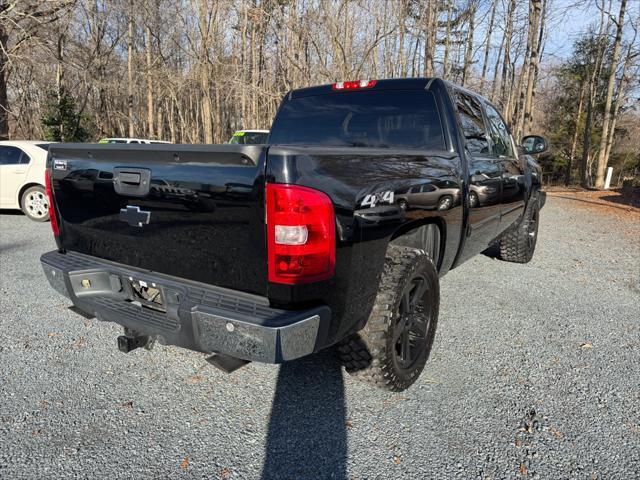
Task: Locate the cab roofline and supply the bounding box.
[289,77,440,99]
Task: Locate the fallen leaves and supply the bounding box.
[549,426,563,439]
[219,467,232,479]
[47,332,60,337]
[186,375,204,384]
[119,401,134,410]
[580,342,594,349]
[393,456,401,465]
[180,457,190,469]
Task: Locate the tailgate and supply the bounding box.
[49,144,268,296]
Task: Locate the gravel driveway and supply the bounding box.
[1,197,638,479]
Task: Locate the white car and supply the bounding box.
[98,138,172,144]
[0,140,53,222]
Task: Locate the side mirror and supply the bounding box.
[521,135,548,155]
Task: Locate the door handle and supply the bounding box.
[118,172,141,185]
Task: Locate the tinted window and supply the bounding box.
[36,143,51,151]
[484,103,514,157]
[0,146,24,165]
[269,90,445,150]
[454,91,490,155]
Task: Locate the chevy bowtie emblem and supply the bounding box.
[119,206,151,227]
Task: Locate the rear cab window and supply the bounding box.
[269,90,446,151]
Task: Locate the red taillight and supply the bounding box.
[45,169,60,237]
[266,183,335,284]
[332,79,377,90]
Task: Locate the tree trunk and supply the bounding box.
[127,0,135,138]
[442,3,453,78]
[0,22,9,140]
[461,1,476,86]
[145,24,154,139]
[595,0,627,188]
[56,30,65,141]
[490,25,504,103]
[580,95,593,188]
[499,0,515,117]
[479,0,497,94]
[604,43,633,167]
[523,0,544,137]
[423,1,437,77]
[514,0,542,140]
[565,82,585,186]
[198,0,213,143]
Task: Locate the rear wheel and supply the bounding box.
[469,191,479,208]
[437,195,453,210]
[498,193,540,263]
[21,186,50,222]
[338,246,439,392]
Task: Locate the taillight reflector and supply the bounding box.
[45,169,60,237]
[332,79,377,90]
[266,183,335,284]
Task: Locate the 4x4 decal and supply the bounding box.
[360,190,394,208]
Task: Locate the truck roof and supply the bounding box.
[289,77,438,99]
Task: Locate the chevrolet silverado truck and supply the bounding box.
[41,78,546,391]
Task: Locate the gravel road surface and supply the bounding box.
[1,197,638,479]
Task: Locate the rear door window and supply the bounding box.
[484,103,514,157]
[0,146,24,165]
[453,90,490,156]
[269,90,446,150]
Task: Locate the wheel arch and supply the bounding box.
[389,219,445,271]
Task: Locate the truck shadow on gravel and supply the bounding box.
[261,350,347,480]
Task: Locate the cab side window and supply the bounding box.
[484,103,514,157]
[453,90,490,156]
[0,146,26,165]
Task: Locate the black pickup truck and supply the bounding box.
[41,78,546,391]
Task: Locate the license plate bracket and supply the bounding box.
[128,278,166,312]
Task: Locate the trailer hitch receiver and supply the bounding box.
[117,333,155,353]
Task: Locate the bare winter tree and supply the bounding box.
[0,0,74,139]
[1,0,637,189]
